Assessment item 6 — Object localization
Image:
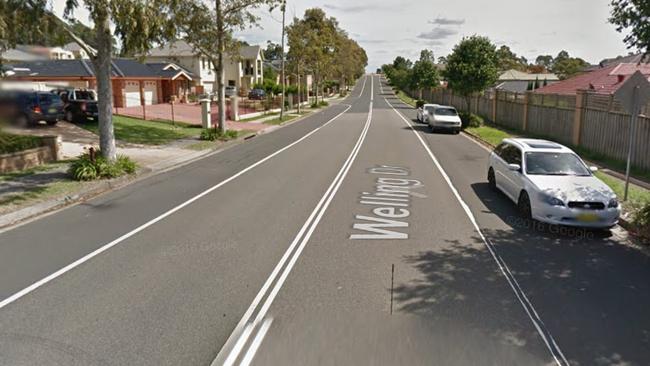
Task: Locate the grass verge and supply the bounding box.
[263,114,299,125]
[396,90,417,107]
[83,115,201,145]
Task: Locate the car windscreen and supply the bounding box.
[525,152,590,176]
[434,108,457,116]
[76,91,96,100]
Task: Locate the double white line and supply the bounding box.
[213,76,374,366]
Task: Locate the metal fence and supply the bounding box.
[412,88,650,171]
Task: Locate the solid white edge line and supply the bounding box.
[0,103,353,311]
[217,75,374,366]
[384,95,569,366]
[239,317,274,366]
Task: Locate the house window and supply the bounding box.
[257,60,262,76]
[228,80,236,86]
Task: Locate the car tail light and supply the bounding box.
[33,106,42,114]
[81,102,87,111]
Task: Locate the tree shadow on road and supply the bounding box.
[467,181,650,366]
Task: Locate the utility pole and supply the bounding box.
[279,0,286,120]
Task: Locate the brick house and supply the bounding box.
[4,59,194,107]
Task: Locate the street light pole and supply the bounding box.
[624,85,640,201]
[280,0,286,120]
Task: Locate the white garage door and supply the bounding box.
[125,81,141,107]
[144,81,157,105]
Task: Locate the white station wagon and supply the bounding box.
[487,138,620,228]
[417,104,461,134]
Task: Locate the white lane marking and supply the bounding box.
[239,317,273,366]
[358,75,367,98]
[385,96,570,366]
[0,104,353,311]
[215,76,375,366]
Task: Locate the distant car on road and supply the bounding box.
[0,90,64,127]
[52,88,98,123]
[487,138,620,228]
[423,105,462,134]
[248,88,266,100]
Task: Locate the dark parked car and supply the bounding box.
[52,88,99,123]
[248,88,266,100]
[0,90,64,127]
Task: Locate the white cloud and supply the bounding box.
[428,17,465,26]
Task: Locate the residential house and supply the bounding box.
[495,69,560,93]
[4,59,194,107]
[534,63,650,95]
[1,45,75,63]
[63,42,92,59]
[145,40,264,95]
[262,59,314,95]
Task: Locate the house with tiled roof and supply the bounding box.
[145,40,264,95]
[3,59,194,107]
[534,63,650,95]
[494,69,560,93]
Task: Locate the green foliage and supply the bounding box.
[264,40,283,61]
[0,131,43,154]
[459,112,483,129]
[319,100,329,107]
[310,101,321,109]
[633,201,650,237]
[552,54,589,80]
[410,49,440,92]
[416,100,425,108]
[200,128,238,141]
[444,36,499,99]
[610,0,650,60]
[68,152,137,181]
[496,45,528,71]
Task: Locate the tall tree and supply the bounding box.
[610,0,650,60]
[496,45,527,71]
[57,0,179,161]
[286,8,338,103]
[0,0,182,160]
[410,49,439,98]
[176,0,281,132]
[535,54,554,69]
[264,40,282,61]
[444,35,499,110]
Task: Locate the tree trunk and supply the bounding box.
[93,9,116,162]
[216,0,227,132]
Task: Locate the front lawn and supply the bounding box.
[82,115,201,145]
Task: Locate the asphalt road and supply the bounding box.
[0,75,649,366]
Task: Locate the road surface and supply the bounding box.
[1,75,649,366]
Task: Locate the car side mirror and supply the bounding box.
[507,163,521,172]
[590,166,598,172]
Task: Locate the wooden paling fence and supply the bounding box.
[413,88,650,171]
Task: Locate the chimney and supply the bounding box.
[617,74,625,83]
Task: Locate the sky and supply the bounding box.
[52,0,632,72]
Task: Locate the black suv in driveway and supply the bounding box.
[52,88,99,123]
[0,90,64,127]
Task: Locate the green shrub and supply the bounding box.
[633,202,650,238]
[459,112,484,129]
[415,100,425,109]
[319,100,329,107]
[199,128,238,141]
[68,152,138,181]
[0,131,43,154]
[310,102,320,109]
